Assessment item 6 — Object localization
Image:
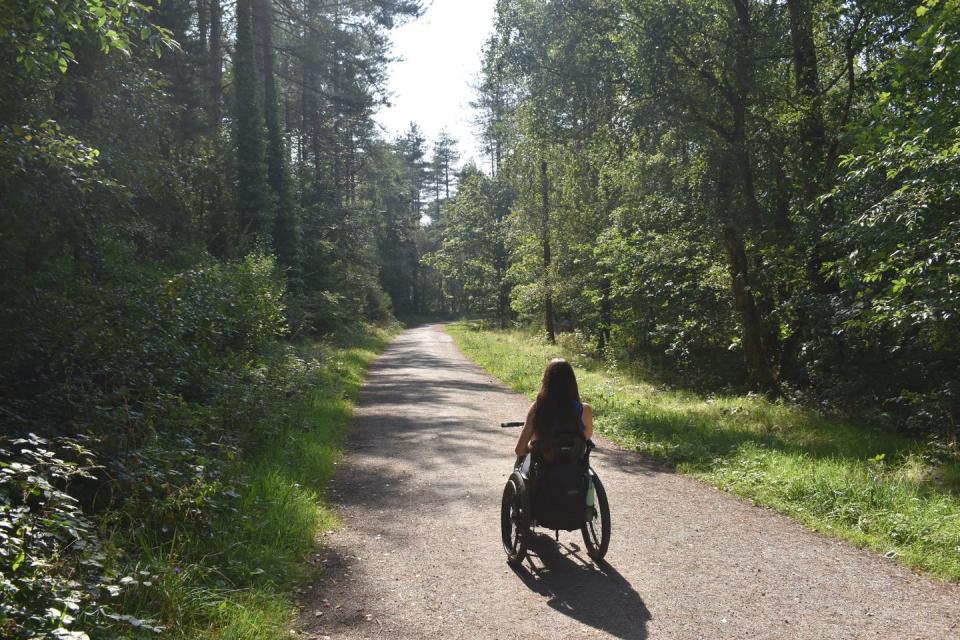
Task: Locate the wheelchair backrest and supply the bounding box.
[533,460,589,531]
[541,431,587,464]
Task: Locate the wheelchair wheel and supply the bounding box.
[581,472,610,561]
[500,472,530,565]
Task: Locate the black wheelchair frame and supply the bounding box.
[499,421,611,565]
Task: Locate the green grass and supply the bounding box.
[122,326,395,639]
[447,322,960,581]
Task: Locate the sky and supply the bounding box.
[374,0,497,170]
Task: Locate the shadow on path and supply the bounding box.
[512,533,651,639]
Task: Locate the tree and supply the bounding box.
[234,0,272,249]
[253,0,299,273]
[444,0,960,422]
[424,165,512,324]
[431,129,460,200]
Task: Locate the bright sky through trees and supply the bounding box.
[375,0,496,168]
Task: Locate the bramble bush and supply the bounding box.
[0,434,164,639]
[0,250,299,638]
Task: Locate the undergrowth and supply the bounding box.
[1,325,393,639]
[447,322,960,582]
[125,327,394,639]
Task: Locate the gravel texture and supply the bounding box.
[296,325,960,640]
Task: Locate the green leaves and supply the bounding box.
[0,0,171,77]
[423,167,513,320]
[0,249,295,637]
[0,435,125,638]
[890,278,909,296]
[827,0,960,427]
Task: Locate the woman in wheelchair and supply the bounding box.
[514,358,593,462]
[501,358,609,564]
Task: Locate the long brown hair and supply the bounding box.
[530,359,581,446]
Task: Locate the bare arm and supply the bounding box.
[515,403,536,456]
[582,403,594,439]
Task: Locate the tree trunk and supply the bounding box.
[412,257,422,315]
[771,140,793,233]
[234,0,271,245]
[717,163,776,392]
[723,225,776,391]
[495,239,509,329]
[498,281,510,329]
[787,0,838,297]
[730,0,763,230]
[598,278,612,352]
[540,159,556,344]
[256,0,294,259]
[198,0,208,54]
[255,0,278,181]
[208,0,222,129]
[67,40,98,125]
[786,0,825,203]
[206,0,227,262]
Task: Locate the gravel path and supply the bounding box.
[297,325,960,639]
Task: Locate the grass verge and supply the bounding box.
[124,326,395,639]
[447,322,960,582]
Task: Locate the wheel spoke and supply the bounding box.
[512,500,523,550]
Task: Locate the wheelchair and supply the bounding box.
[499,421,611,565]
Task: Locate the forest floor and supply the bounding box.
[295,324,959,639]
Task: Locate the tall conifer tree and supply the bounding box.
[255,0,300,273]
[234,0,272,249]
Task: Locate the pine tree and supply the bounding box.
[433,130,460,198]
[234,0,272,250]
[255,0,300,273]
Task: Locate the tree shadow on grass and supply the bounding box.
[511,533,651,639]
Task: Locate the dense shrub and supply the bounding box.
[1,252,286,440]
[0,251,295,637]
[0,434,164,639]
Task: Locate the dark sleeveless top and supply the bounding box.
[572,400,587,434]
